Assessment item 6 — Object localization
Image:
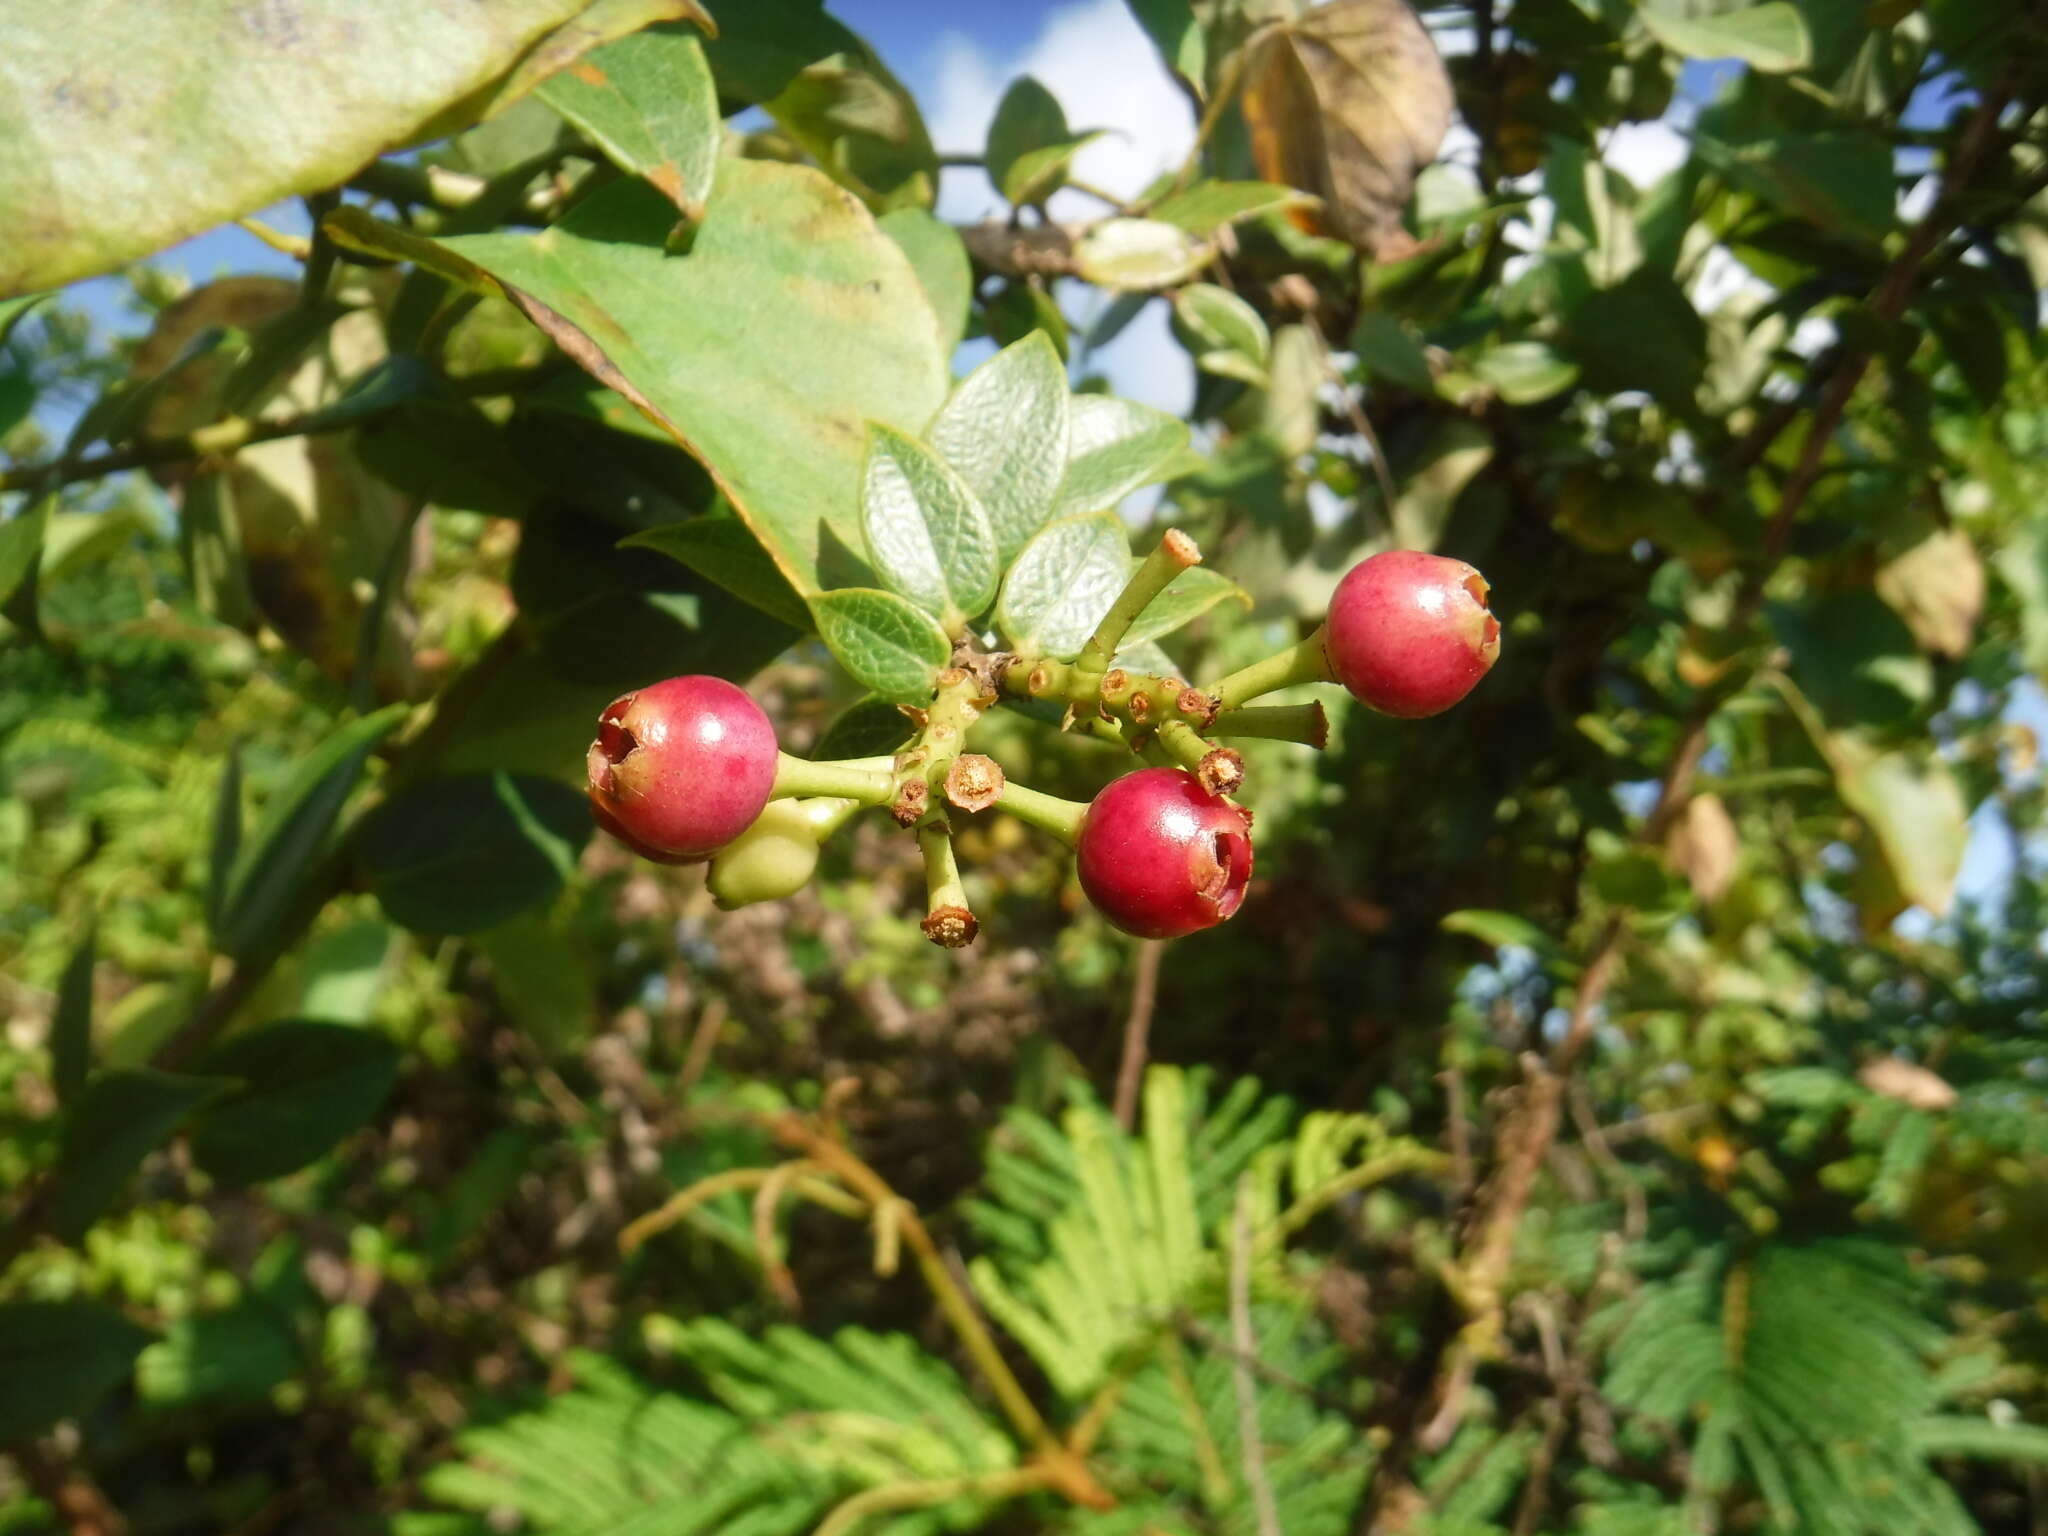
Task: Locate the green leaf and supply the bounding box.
[1911,1417,2048,1466]
[983,281,1072,361]
[0,0,662,296]
[0,1301,154,1440]
[0,492,52,606]
[622,513,814,631]
[699,0,854,102]
[1056,395,1191,518]
[1173,283,1271,378]
[1563,268,1706,406]
[996,512,1132,659]
[1392,419,1494,551]
[205,744,244,936]
[1770,593,1931,730]
[986,76,1088,207]
[809,588,952,703]
[475,916,596,1050]
[537,22,721,216]
[813,696,918,760]
[1123,566,1251,647]
[52,925,94,1107]
[1123,0,1206,92]
[135,1301,301,1411]
[0,291,48,346]
[1833,741,1968,918]
[860,424,1000,626]
[1637,2,1812,71]
[1352,311,1436,394]
[929,332,1071,565]
[1148,180,1306,234]
[1696,133,1894,244]
[189,1021,401,1183]
[758,32,937,212]
[1075,219,1212,290]
[356,773,593,935]
[878,207,972,357]
[1474,340,1580,404]
[1443,909,1557,952]
[52,1070,232,1241]
[213,705,410,962]
[325,161,948,598]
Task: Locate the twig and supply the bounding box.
[1443,1067,1474,1203]
[1113,940,1164,1131]
[1231,1179,1283,1536]
[0,368,537,494]
[811,1467,1053,1536]
[1307,314,1398,517]
[676,999,728,1101]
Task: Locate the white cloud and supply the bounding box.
[923,0,1197,412]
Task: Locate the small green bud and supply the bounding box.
[705,799,844,909]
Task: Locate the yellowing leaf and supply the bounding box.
[1240,0,1453,258]
[1876,528,1985,661]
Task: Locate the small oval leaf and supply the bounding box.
[809,587,953,703]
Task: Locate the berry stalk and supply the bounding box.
[1210,701,1329,748]
[918,821,978,947]
[772,752,897,804]
[991,779,1088,846]
[1078,528,1202,674]
[1205,627,1336,710]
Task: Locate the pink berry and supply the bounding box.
[1076,768,1254,939]
[1323,551,1500,718]
[585,675,778,860]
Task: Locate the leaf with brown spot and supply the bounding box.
[325,160,947,597]
[1665,793,1739,906]
[538,20,723,218]
[1240,0,1454,257]
[0,0,697,297]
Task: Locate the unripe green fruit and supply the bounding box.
[706,800,826,909]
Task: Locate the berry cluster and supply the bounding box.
[587,542,1499,943]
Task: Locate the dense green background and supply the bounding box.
[3,0,2047,1532]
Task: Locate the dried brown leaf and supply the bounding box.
[1240,0,1453,257]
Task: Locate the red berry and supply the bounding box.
[590,800,707,866]
[1323,551,1500,718]
[1076,767,1254,939]
[586,675,778,859]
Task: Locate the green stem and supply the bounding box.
[1079,529,1202,673]
[1156,718,1217,776]
[919,821,969,914]
[799,797,863,839]
[772,753,896,804]
[994,780,1088,846]
[1211,701,1329,748]
[1206,627,1335,710]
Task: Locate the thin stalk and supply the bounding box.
[1211,701,1329,748]
[993,780,1087,846]
[1079,529,1202,673]
[1206,629,1334,710]
[918,821,977,948]
[771,753,896,805]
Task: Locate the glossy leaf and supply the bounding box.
[0,492,52,606]
[1475,341,1580,404]
[1148,181,1307,235]
[0,1301,154,1441]
[809,588,953,703]
[997,511,1133,659]
[861,424,1000,626]
[52,1070,233,1242]
[0,0,673,296]
[1173,284,1271,375]
[623,513,815,631]
[537,21,722,216]
[52,925,94,1107]
[327,162,948,597]
[985,76,1099,207]
[929,332,1072,565]
[1637,2,1812,72]
[189,1022,402,1183]
[213,706,410,962]
[1123,566,1252,647]
[1696,133,1893,244]
[814,696,918,760]
[1056,395,1191,518]
[356,773,592,935]
[1075,220,1212,290]
[1241,0,1454,255]
[878,207,973,357]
